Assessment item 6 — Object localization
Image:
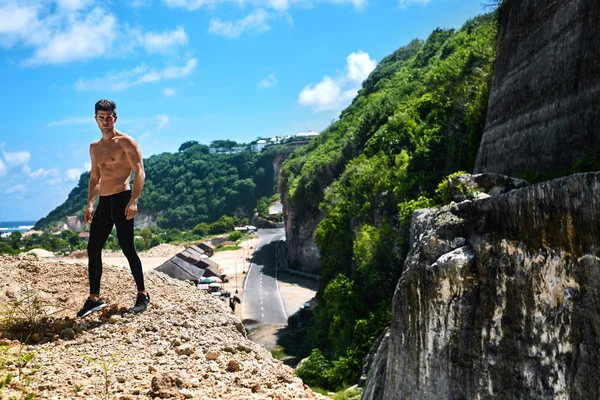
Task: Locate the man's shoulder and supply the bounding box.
[90,140,101,148]
[116,132,139,151]
[116,132,136,143]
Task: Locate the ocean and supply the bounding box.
[0,221,37,234]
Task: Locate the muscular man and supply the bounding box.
[77,99,150,318]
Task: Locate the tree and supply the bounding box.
[178,141,199,152]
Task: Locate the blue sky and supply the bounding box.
[0,0,491,221]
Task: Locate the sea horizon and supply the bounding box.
[0,220,37,234]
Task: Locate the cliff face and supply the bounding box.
[474,0,600,176]
[281,191,323,272]
[371,173,600,399]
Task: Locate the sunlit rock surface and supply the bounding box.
[368,173,600,399]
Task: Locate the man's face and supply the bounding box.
[95,110,117,132]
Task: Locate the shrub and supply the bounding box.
[228,231,243,241]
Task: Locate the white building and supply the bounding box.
[251,139,267,152]
[296,131,319,138]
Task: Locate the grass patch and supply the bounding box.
[303,386,362,399]
[271,345,291,360]
[214,245,242,252]
[0,286,65,341]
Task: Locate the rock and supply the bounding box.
[446,173,529,202]
[369,173,600,400]
[205,351,219,361]
[30,332,44,343]
[109,314,122,324]
[474,0,600,177]
[151,372,190,398]
[175,344,195,356]
[226,360,241,372]
[59,328,75,340]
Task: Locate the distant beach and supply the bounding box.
[0,221,36,236]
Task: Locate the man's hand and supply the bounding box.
[85,206,94,224]
[125,200,138,220]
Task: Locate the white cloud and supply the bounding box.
[345,50,376,83]
[142,26,188,54]
[74,58,197,91]
[163,87,176,96]
[299,50,376,112]
[3,150,31,168]
[157,115,170,129]
[0,2,190,66]
[0,158,6,177]
[398,0,430,8]
[84,162,91,171]
[29,168,60,179]
[22,165,31,174]
[299,77,357,111]
[5,184,26,195]
[48,116,91,127]
[66,168,83,180]
[258,74,277,89]
[25,8,117,66]
[165,0,367,11]
[209,9,271,39]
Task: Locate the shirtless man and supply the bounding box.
[76,99,150,318]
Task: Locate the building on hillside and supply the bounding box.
[296,131,319,138]
[251,140,267,152]
[78,232,90,241]
[209,146,248,155]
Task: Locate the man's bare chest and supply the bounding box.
[95,142,127,167]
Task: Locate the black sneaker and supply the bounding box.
[77,298,107,318]
[129,293,150,314]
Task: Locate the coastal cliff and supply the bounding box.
[281,191,323,272]
[474,0,600,176]
[362,173,600,399]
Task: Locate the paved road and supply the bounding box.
[242,228,287,325]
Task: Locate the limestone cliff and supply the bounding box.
[364,173,600,399]
[474,0,600,176]
[281,191,323,272]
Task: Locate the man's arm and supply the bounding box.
[122,136,146,220]
[85,144,101,224]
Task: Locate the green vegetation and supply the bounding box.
[34,143,293,231]
[281,13,499,389]
[0,222,252,255]
[214,245,242,252]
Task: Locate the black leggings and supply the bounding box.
[87,190,145,295]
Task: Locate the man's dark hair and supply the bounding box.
[95,99,117,117]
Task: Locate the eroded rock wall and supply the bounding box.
[281,191,323,272]
[379,173,600,399]
[474,0,600,175]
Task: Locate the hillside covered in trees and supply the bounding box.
[281,12,500,388]
[35,142,290,231]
